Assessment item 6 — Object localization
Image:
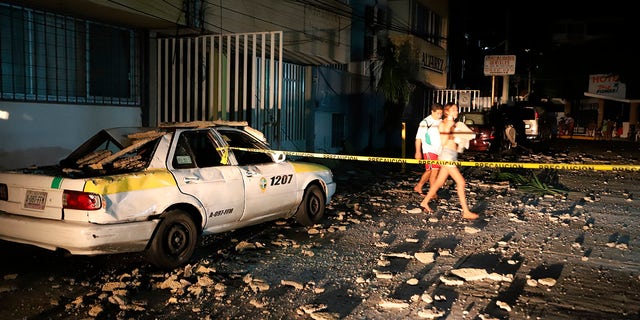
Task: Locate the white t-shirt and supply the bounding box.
[415,115,442,154]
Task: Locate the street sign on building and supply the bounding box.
[588,73,626,99]
[483,55,516,76]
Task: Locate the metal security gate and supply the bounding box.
[157,31,293,144]
[429,89,484,112]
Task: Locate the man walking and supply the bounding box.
[414,103,443,195]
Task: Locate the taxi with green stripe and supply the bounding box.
[0,121,336,269]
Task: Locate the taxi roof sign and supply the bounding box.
[484,55,516,76]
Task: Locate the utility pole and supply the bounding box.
[501,11,510,105]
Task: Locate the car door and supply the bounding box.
[240,161,298,221]
[170,129,245,227]
[216,128,297,221]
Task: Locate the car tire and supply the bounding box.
[295,184,326,226]
[145,209,199,269]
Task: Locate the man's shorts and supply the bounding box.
[423,152,440,170]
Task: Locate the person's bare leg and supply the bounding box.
[428,168,440,199]
[448,168,479,220]
[420,167,450,212]
[414,169,431,195]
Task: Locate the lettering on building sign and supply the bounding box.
[588,73,625,98]
[421,53,444,73]
[591,74,619,83]
[483,55,516,76]
[596,83,620,94]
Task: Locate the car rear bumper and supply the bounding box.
[326,181,337,204]
[0,212,158,255]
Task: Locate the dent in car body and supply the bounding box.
[82,169,180,223]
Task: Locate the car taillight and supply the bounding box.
[63,190,102,210]
[534,111,539,120]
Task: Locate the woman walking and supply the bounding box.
[420,102,479,220]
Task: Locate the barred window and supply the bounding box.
[411,3,444,47]
[0,3,141,105]
[331,113,345,148]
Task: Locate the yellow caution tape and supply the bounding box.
[216,147,229,165]
[225,147,640,172]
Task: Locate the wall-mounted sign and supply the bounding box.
[421,52,444,74]
[483,55,516,76]
[588,74,626,99]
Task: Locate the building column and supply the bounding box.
[597,99,605,127]
[630,102,639,125]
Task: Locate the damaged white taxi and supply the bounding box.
[0,121,336,269]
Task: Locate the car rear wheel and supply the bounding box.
[295,184,326,226]
[145,209,199,269]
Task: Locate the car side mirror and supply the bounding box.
[271,152,286,163]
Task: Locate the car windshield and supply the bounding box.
[217,127,273,165]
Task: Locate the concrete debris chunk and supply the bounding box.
[195,265,216,274]
[417,307,445,319]
[439,276,464,286]
[378,298,410,309]
[496,300,512,311]
[538,277,557,287]
[464,226,481,234]
[248,278,270,293]
[374,241,389,247]
[281,279,304,290]
[88,305,103,317]
[250,299,267,308]
[101,281,127,292]
[383,252,413,259]
[299,303,328,314]
[309,312,341,320]
[414,252,436,264]
[450,268,488,281]
[196,275,214,287]
[373,269,394,279]
[235,241,257,252]
[408,207,423,214]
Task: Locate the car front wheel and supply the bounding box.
[145,209,199,269]
[295,184,326,226]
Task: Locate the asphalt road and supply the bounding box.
[1,138,640,320]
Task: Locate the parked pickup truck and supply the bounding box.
[0,121,336,269]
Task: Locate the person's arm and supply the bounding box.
[414,139,422,160]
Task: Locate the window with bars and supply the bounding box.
[0,3,141,105]
[331,113,345,148]
[411,2,445,47]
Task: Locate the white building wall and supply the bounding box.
[0,102,140,169]
[202,0,351,64]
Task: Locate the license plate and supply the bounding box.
[24,190,47,210]
[524,124,531,129]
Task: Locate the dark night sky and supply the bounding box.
[449,1,637,99]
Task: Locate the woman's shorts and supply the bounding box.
[439,148,458,162]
